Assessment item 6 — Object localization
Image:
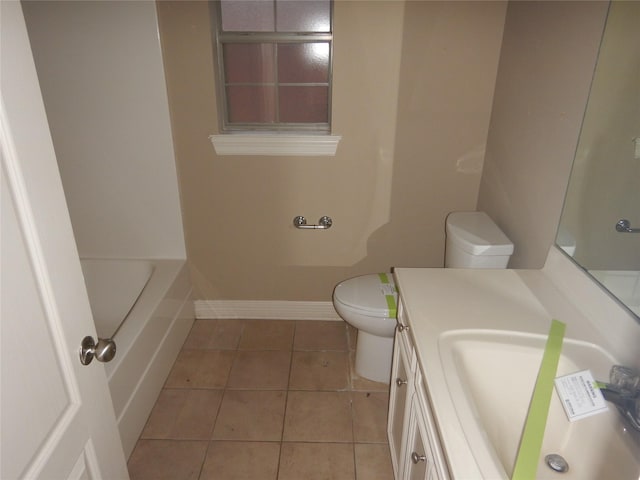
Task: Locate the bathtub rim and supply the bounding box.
[79,257,188,378]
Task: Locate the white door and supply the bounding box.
[0,3,129,479]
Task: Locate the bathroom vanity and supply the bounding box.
[388,303,449,480]
[388,247,640,480]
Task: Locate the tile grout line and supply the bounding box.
[198,320,244,480]
[346,322,359,480]
[275,321,297,479]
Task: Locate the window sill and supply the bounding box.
[209,133,342,156]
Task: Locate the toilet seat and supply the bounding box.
[333,274,397,318]
[332,274,398,382]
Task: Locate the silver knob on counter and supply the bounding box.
[411,451,427,464]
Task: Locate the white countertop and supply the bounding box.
[395,267,612,341]
[393,260,638,479]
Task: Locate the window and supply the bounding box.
[211,0,333,134]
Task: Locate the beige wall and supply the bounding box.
[478,1,609,268]
[158,1,507,301]
[23,1,186,260]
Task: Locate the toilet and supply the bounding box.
[332,211,514,383]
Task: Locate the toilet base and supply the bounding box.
[354,330,393,384]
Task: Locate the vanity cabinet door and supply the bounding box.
[404,395,434,480]
[407,375,449,480]
[388,330,414,479]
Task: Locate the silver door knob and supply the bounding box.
[80,336,116,365]
[396,378,408,387]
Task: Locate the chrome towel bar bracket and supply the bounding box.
[615,219,640,233]
[293,215,332,230]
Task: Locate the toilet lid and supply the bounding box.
[333,274,397,318]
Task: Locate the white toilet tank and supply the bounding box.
[445,211,513,268]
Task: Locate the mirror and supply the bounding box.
[557,1,640,316]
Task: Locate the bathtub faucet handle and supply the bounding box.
[79,336,116,365]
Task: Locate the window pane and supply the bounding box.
[276,0,330,32]
[220,0,275,32]
[227,85,276,123]
[215,1,333,130]
[224,43,276,83]
[278,43,329,83]
[279,86,328,123]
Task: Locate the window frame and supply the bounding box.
[210,1,334,134]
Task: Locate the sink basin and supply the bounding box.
[438,330,640,479]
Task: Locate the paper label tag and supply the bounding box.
[380,284,396,296]
[554,369,608,421]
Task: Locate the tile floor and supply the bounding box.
[127,319,393,480]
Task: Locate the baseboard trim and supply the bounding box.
[195,300,341,321]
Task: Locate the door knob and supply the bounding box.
[79,336,116,365]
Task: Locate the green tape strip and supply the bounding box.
[378,273,397,318]
[385,295,397,319]
[512,319,566,480]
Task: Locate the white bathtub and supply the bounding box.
[80,258,194,458]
